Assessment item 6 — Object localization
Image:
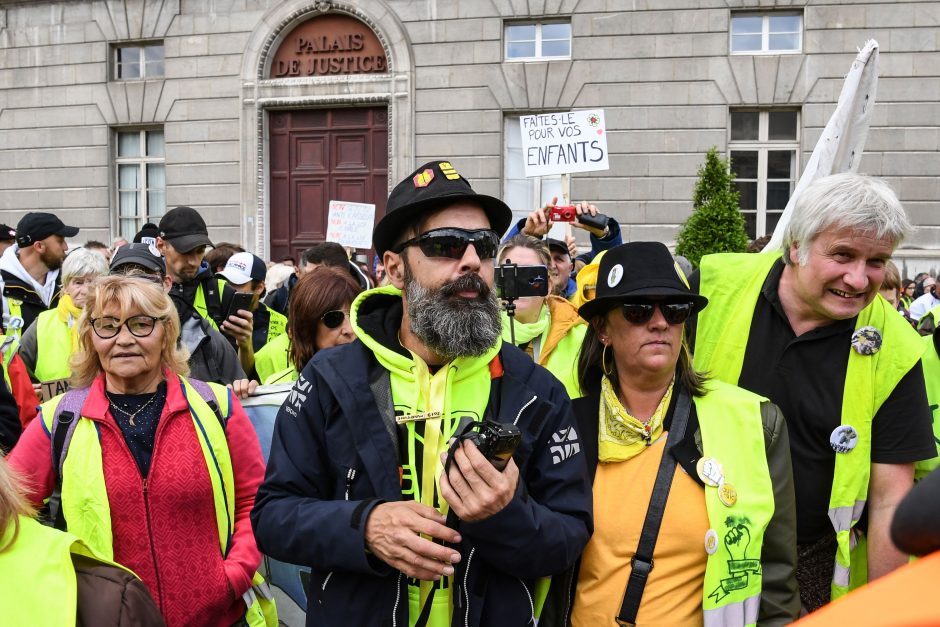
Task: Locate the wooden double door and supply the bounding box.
[268,106,388,262]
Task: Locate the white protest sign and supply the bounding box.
[326,200,376,249]
[520,109,609,177]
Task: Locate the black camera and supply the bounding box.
[494,262,550,300]
[455,420,522,470]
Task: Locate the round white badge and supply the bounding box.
[704,529,719,555]
[830,425,859,454]
[607,263,624,288]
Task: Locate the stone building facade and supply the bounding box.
[0,0,938,272]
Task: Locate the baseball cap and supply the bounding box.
[546,238,570,256]
[110,243,166,275]
[15,212,80,248]
[158,207,214,253]
[218,252,266,285]
[0,225,15,241]
[133,222,160,246]
[373,160,512,256]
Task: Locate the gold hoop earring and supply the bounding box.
[602,343,613,377]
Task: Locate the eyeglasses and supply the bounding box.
[321,310,349,329]
[91,315,163,339]
[621,302,694,326]
[391,228,500,260]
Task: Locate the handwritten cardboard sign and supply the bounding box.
[39,378,70,402]
[326,200,376,250]
[520,109,610,177]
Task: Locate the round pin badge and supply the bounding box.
[607,263,624,288]
[704,529,719,555]
[851,326,882,355]
[830,425,859,453]
[696,457,723,488]
[718,481,737,507]
[6,316,23,330]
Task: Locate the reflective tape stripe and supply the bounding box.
[828,499,867,532]
[704,592,760,627]
[833,560,850,588]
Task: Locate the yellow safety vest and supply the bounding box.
[696,380,774,627]
[0,515,137,626]
[255,332,290,384]
[915,333,940,480]
[694,252,925,600]
[265,306,287,342]
[5,297,24,339]
[0,334,17,392]
[193,277,228,330]
[34,308,74,383]
[41,378,277,626]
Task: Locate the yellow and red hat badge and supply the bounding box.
[413,168,435,188]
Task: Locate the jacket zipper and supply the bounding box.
[518,579,534,624]
[392,572,403,627]
[462,547,475,627]
[141,477,164,606]
[514,395,538,426]
[322,468,358,594]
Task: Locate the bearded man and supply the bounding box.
[0,212,79,337]
[253,160,592,627]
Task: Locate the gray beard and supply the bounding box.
[404,270,502,361]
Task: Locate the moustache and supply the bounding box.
[440,273,491,300]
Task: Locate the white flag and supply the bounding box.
[765,40,880,252]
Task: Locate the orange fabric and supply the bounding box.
[539,295,584,364]
[571,434,709,627]
[794,551,940,627]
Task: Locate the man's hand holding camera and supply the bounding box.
[439,439,519,522]
[364,501,462,581]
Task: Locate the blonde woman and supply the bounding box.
[9,275,271,627]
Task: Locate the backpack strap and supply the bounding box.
[185,377,231,429]
[48,386,93,530]
[202,276,226,329]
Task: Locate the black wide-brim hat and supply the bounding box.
[578,241,708,320]
[373,160,513,256]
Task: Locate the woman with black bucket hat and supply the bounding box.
[542,241,799,627]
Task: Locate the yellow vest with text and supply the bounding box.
[696,380,775,627]
[40,378,277,626]
[0,515,136,626]
[694,252,925,600]
[34,308,73,382]
[265,306,287,343]
[915,332,940,480]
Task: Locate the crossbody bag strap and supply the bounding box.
[615,385,693,627]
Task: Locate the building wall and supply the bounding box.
[0,0,938,268]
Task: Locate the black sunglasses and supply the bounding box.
[621,302,694,326]
[321,310,348,329]
[391,228,500,260]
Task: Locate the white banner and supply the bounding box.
[520,109,610,177]
[326,200,376,249]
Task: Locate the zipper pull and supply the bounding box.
[344,468,357,500]
[142,478,148,494]
[644,423,652,446]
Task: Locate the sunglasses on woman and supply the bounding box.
[390,228,500,260]
[91,315,163,339]
[321,310,349,329]
[621,302,694,325]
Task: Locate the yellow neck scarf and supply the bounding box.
[56,294,83,353]
[598,375,674,463]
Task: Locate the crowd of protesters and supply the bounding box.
[0,161,938,626]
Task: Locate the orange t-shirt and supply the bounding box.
[571,434,709,627]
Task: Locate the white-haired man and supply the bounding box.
[691,173,934,612]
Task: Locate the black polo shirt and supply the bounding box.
[692,259,934,543]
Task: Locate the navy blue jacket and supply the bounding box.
[251,338,592,626]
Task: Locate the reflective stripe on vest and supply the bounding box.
[697,380,774,627]
[695,253,925,600]
[34,309,73,382]
[915,333,940,480]
[0,334,17,392]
